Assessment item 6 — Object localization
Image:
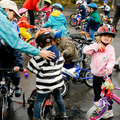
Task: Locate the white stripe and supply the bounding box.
[41,63,63,71]
[36,75,62,83]
[38,69,61,77]
[27,63,38,74]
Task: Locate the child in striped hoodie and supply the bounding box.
[27,28,68,120]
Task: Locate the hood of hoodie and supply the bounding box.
[50,10,66,24]
[47,45,60,63]
[0,7,8,18]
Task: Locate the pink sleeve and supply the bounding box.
[105,46,115,74]
[40,6,46,11]
[83,42,98,55]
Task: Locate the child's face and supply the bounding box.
[88,7,94,13]
[77,3,80,7]
[104,3,107,6]
[101,34,112,44]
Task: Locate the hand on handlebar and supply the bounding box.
[14,66,20,72]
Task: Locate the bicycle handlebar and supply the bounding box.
[0,68,28,77]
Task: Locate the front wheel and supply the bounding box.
[83,68,93,88]
[0,94,4,120]
[86,104,108,120]
[60,79,69,97]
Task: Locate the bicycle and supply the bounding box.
[61,58,93,97]
[27,89,68,120]
[69,33,92,68]
[86,74,120,120]
[69,13,81,27]
[0,68,28,120]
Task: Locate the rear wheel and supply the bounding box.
[70,13,76,19]
[0,94,4,120]
[43,106,56,120]
[83,68,93,88]
[69,19,78,27]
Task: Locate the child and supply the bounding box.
[85,3,101,41]
[76,0,86,20]
[39,0,52,21]
[43,3,69,37]
[52,29,79,69]
[99,0,110,19]
[0,39,23,97]
[114,57,120,71]
[27,28,68,120]
[17,8,35,42]
[83,24,116,119]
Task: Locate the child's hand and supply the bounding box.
[97,43,105,52]
[103,68,109,75]
[14,66,20,72]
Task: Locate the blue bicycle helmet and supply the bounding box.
[52,3,63,11]
[88,3,97,9]
[54,29,62,39]
[103,0,108,3]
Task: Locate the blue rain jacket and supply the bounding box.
[43,10,69,37]
[0,7,40,55]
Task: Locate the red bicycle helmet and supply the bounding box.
[97,24,116,38]
[35,28,55,46]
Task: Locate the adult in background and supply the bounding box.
[0,0,55,60]
[23,0,44,27]
[112,0,120,31]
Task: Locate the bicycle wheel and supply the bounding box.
[69,19,78,27]
[0,94,4,120]
[70,13,76,19]
[43,106,56,120]
[86,104,108,120]
[60,79,69,97]
[83,67,93,88]
[26,37,36,47]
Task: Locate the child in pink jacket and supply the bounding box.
[83,24,116,119]
[39,0,52,20]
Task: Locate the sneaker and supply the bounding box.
[114,64,120,71]
[15,87,22,97]
[102,110,113,119]
[60,112,68,119]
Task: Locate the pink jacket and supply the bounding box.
[40,6,52,18]
[83,42,115,76]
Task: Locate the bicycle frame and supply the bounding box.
[86,75,120,120]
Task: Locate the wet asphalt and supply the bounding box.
[4,8,120,120]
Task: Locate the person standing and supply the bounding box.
[112,0,120,31]
[23,0,39,26]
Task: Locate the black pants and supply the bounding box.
[93,75,113,110]
[28,9,35,25]
[112,5,120,30]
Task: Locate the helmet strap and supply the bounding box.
[101,40,109,46]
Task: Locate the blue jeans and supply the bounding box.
[86,24,96,41]
[33,89,66,119]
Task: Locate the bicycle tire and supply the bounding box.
[69,19,78,27]
[70,13,76,19]
[86,104,108,120]
[61,79,69,97]
[26,37,36,47]
[43,106,56,120]
[0,94,4,120]
[83,67,93,88]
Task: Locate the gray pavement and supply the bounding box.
[4,9,120,120]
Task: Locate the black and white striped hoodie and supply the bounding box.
[27,45,64,94]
